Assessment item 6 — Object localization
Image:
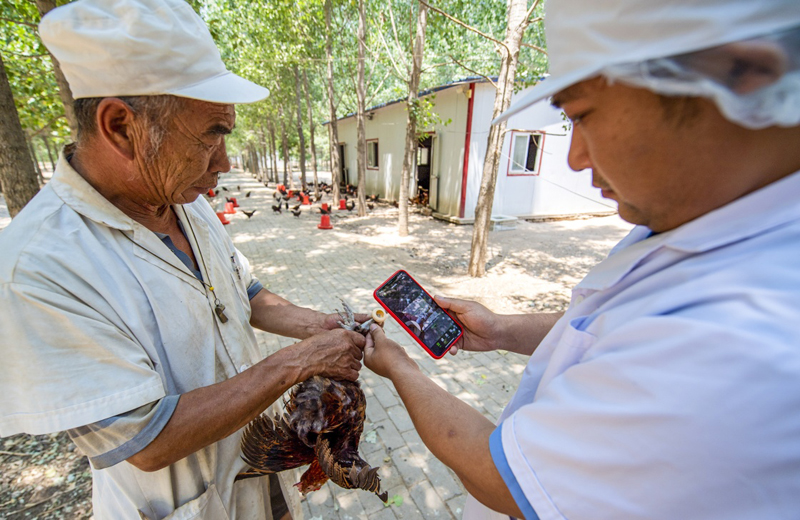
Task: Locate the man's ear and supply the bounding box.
[719,40,789,95]
[95,98,137,160]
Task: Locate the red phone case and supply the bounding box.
[373,269,463,359]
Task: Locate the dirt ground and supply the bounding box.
[0,188,631,519]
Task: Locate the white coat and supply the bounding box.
[466,170,800,519]
[0,156,302,520]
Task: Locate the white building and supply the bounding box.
[331,78,614,223]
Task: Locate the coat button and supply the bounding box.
[239,363,250,372]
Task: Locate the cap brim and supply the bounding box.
[166,71,269,104]
[492,67,601,125]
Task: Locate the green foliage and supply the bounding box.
[1,0,71,153]
[2,0,548,161]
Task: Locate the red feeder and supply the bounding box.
[225,202,235,214]
[339,199,347,210]
[216,211,230,225]
[302,193,310,205]
[287,190,294,198]
[231,197,239,208]
[208,189,216,197]
[318,214,333,230]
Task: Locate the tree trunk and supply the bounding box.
[355,0,368,216]
[325,0,342,203]
[42,135,56,173]
[268,121,279,184]
[399,1,428,237]
[279,106,292,188]
[259,126,269,184]
[249,143,261,178]
[0,54,40,217]
[302,69,319,198]
[292,66,308,192]
[468,0,532,277]
[34,0,78,141]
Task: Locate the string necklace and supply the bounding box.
[180,207,229,323]
[120,208,229,324]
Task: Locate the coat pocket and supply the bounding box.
[146,483,229,520]
[536,317,597,393]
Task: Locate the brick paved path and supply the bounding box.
[216,171,531,520]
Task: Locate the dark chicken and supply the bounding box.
[236,302,388,502]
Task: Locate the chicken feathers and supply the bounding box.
[237,333,387,502]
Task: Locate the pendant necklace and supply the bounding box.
[182,208,229,324]
[121,209,229,324]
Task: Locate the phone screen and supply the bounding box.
[374,270,463,358]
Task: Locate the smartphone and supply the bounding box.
[373,270,463,359]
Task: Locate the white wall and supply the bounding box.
[335,81,612,220]
[463,83,610,219]
[335,84,469,213]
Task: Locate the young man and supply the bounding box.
[364,0,800,518]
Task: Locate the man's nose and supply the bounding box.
[210,138,231,174]
[567,127,592,172]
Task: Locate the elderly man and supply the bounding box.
[364,0,800,518]
[0,1,365,519]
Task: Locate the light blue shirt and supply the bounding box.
[477,170,800,519]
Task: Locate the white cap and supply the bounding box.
[494,0,800,123]
[38,0,269,104]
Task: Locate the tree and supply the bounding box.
[466,0,541,277]
[33,0,77,141]
[292,65,308,191]
[301,68,320,199]
[398,2,428,236]
[324,0,342,203]
[355,0,368,216]
[0,52,40,217]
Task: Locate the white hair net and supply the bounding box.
[602,24,800,129]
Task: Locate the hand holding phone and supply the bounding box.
[373,270,463,358]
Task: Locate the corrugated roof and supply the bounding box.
[322,76,492,125]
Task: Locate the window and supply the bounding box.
[508,132,543,175]
[367,140,379,169]
[417,147,430,166]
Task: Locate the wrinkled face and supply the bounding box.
[132,98,235,206]
[553,78,740,232]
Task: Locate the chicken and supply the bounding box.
[271,204,282,214]
[242,210,257,219]
[345,200,355,211]
[237,301,387,503]
[291,209,301,218]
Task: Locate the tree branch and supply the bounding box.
[375,13,409,82]
[26,114,66,138]
[365,70,391,107]
[420,61,453,73]
[449,55,497,89]
[525,0,542,22]
[521,42,547,55]
[0,17,38,28]
[4,50,49,58]
[387,7,409,73]
[418,0,510,55]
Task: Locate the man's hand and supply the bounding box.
[290,328,367,382]
[434,296,502,355]
[316,311,372,334]
[364,324,418,379]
